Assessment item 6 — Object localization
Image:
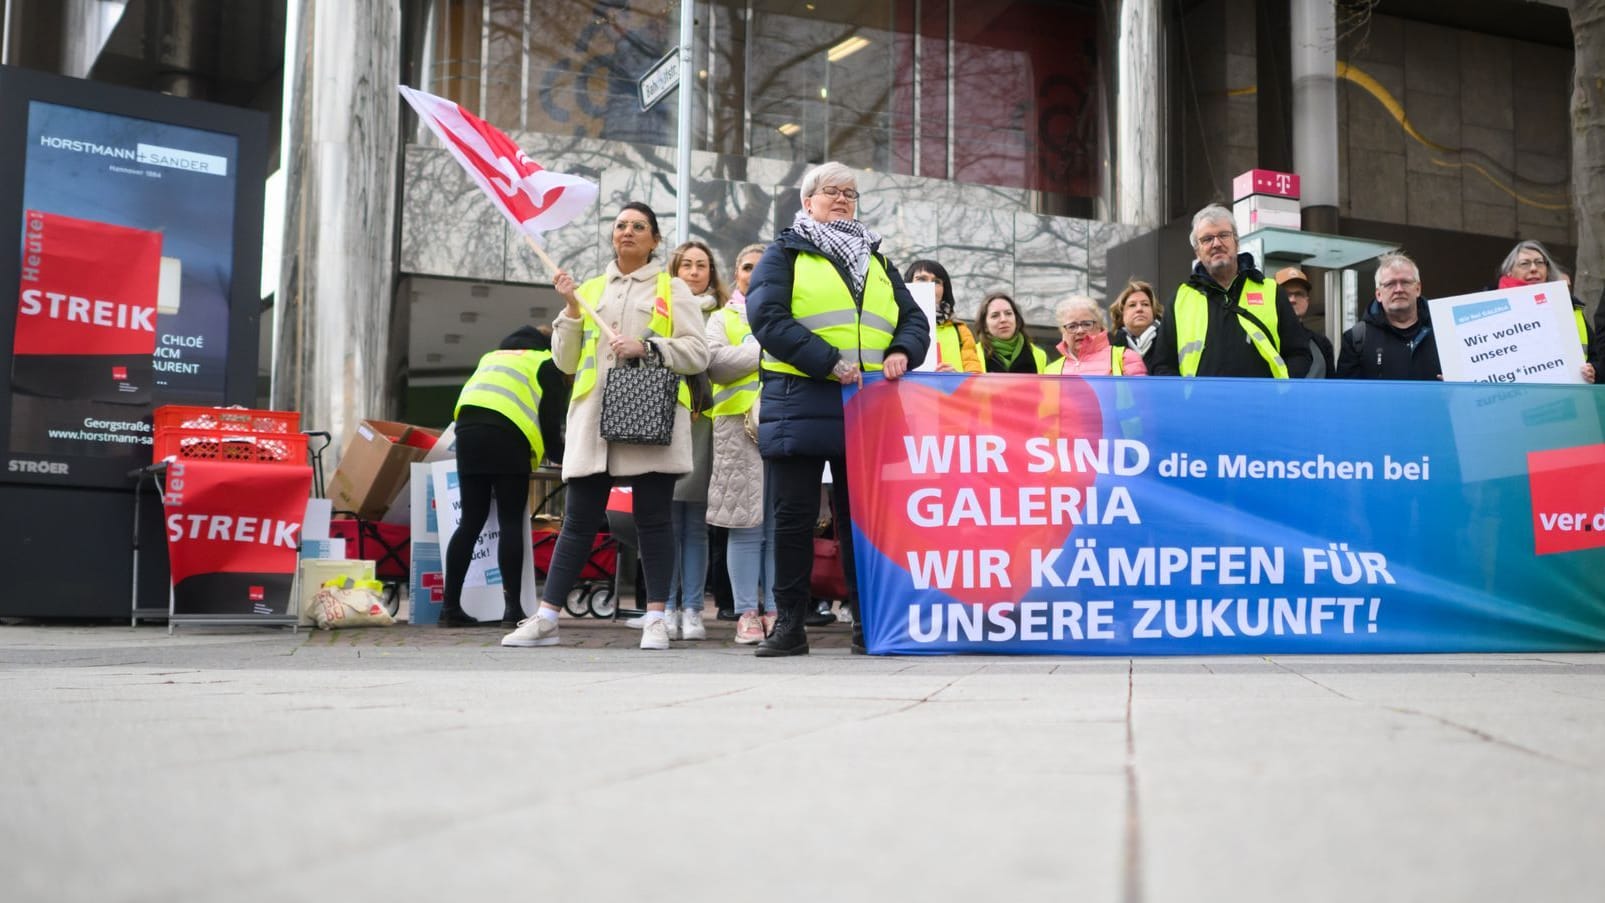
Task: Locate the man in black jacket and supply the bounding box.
[1149,204,1312,378]
[1335,252,1441,380]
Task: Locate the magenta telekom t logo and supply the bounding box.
[1273,173,1292,194]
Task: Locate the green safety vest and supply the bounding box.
[454,348,549,466]
[706,306,759,417]
[1576,307,1590,351]
[762,253,899,377]
[1045,345,1124,375]
[572,271,691,409]
[1172,277,1289,378]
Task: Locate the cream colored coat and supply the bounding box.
[704,300,765,529]
[551,261,709,481]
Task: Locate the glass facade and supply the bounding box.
[422,0,1098,206]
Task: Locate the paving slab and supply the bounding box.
[1,622,1601,903]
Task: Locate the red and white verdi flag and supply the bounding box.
[399,85,598,240]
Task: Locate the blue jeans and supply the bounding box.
[726,514,776,614]
[667,500,709,611]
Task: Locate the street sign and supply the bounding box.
[637,50,678,112]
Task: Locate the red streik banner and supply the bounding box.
[15,210,162,356]
[162,459,312,616]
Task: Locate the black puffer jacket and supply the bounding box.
[747,229,930,459]
[1334,297,1441,380]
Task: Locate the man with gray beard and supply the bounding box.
[1149,204,1312,378]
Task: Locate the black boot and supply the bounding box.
[755,600,809,657]
[848,599,866,655]
[804,599,837,627]
[438,604,478,628]
[501,591,522,627]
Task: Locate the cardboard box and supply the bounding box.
[1232,168,1300,201]
[326,419,441,520]
[1233,195,1302,234]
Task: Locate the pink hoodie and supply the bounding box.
[1053,330,1147,376]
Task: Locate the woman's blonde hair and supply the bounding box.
[1056,294,1106,330]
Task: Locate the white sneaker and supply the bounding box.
[680,608,707,640]
[640,618,670,650]
[665,609,682,640]
[501,616,559,647]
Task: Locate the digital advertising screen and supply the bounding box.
[0,67,267,490]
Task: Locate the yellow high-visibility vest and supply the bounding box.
[1171,277,1289,378]
[454,348,549,466]
[706,306,759,417]
[762,253,899,377]
[572,271,691,408]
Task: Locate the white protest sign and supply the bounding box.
[429,458,537,621]
[1428,281,1583,384]
[905,281,939,372]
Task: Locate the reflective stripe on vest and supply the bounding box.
[454,348,549,464]
[707,307,759,417]
[762,253,899,377]
[1172,278,1289,378]
[571,271,691,408]
[1045,346,1123,375]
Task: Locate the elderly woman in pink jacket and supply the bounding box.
[1046,294,1147,376]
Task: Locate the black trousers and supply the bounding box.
[542,471,677,605]
[765,455,857,614]
[444,473,530,611]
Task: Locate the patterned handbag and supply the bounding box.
[600,349,680,445]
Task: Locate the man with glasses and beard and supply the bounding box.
[1335,252,1440,381]
[1149,204,1311,378]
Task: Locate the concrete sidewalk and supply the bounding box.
[1,620,1602,903]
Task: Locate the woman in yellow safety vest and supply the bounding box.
[905,259,982,374]
[1046,295,1147,376]
[747,161,932,656]
[661,239,726,641]
[440,325,566,628]
[500,201,710,652]
[705,243,778,645]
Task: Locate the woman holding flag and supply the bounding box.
[501,202,709,651]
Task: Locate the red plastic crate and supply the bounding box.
[153,428,308,465]
[153,404,300,434]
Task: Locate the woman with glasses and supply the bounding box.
[905,260,982,374]
[702,241,778,644]
[500,201,710,652]
[1046,295,1147,376]
[747,161,930,656]
[1496,240,1595,383]
[974,291,1046,372]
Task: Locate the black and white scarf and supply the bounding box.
[789,209,879,297]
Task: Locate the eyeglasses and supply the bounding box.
[614,221,650,233]
[1513,258,1548,272]
[1060,320,1099,331]
[1196,231,1236,247]
[1378,279,1418,291]
[815,186,860,200]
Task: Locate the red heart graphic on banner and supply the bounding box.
[845,375,1108,606]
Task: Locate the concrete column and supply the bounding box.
[1291,0,1339,233]
[1114,0,1162,227]
[273,0,400,463]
